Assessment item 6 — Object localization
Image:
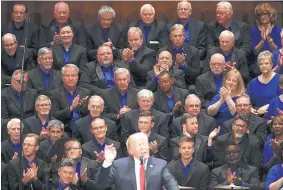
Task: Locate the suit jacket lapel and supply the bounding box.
[126,88,135,108]
[8,88,21,111]
[230,48,236,64]
[185,159,196,185]
[194,135,201,159]
[208,72,217,91]
[231,21,240,42]
[113,86,122,108]
[176,159,186,185]
[159,91,170,113]
[80,157,88,175]
[6,142,15,160]
[147,21,157,42]
[70,45,79,63]
[128,157,137,190]
[134,47,144,63]
[15,47,23,69]
[146,157,155,189]
[56,45,64,69]
[60,86,69,108]
[238,135,249,156]
[248,114,256,134]
[95,64,105,81]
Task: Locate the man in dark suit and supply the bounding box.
[208,115,261,169]
[96,132,179,190]
[209,142,260,189]
[1,33,35,82]
[120,27,156,87]
[206,1,251,57]
[161,24,200,85]
[1,162,8,190]
[74,95,118,144]
[204,30,250,84]
[168,1,206,60]
[86,5,126,61]
[49,64,90,136]
[138,112,168,160]
[23,95,54,141]
[102,68,139,122]
[127,4,168,52]
[222,94,267,149]
[7,134,47,189]
[1,118,21,164]
[121,89,170,144]
[79,45,135,94]
[171,94,216,137]
[52,24,88,70]
[168,136,210,190]
[38,2,86,48]
[170,114,210,163]
[82,118,121,161]
[27,47,61,95]
[153,71,189,118]
[1,70,37,141]
[195,53,226,108]
[146,50,186,92]
[2,3,39,58]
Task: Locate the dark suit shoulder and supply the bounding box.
[1,140,10,149]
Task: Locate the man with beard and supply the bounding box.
[209,142,260,189]
[208,114,261,168]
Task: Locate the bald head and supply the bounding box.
[158,51,173,68]
[209,53,226,75]
[2,33,18,56]
[54,2,70,24]
[177,0,192,21]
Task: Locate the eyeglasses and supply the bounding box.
[22,143,37,148]
[187,104,200,108]
[210,62,225,67]
[3,42,17,49]
[89,105,102,110]
[233,123,247,129]
[235,104,251,108]
[66,147,81,151]
[216,12,228,16]
[12,78,28,83]
[91,126,106,131]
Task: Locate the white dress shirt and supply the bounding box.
[134,157,148,190]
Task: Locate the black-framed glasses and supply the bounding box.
[233,123,247,129]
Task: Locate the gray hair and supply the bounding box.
[128,27,143,40]
[59,158,75,168]
[61,64,79,75]
[12,69,28,79]
[98,5,116,18]
[114,68,130,76]
[185,94,201,105]
[217,1,233,14]
[2,33,17,44]
[140,4,155,15]
[257,50,273,66]
[177,0,192,11]
[219,30,234,40]
[170,24,185,33]
[137,89,154,100]
[210,53,225,64]
[47,119,64,130]
[37,47,52,58]
[54,1,69,11]
[89,95,104,106]
[7,118,22,129]
[35,95,51,106]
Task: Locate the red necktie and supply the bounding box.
[140,163,145,190]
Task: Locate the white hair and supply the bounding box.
[2,33,17,44]
[54,1,69,11]
[61,64,79,75]
[185,94,201,105]
[98,5,116,18]
[35,95,51,105]
[217,1,233,13]
[219,30,234,40]
[114,68,130,76]
[128,27,143,40]
[137,89,154,100]
[7,118,21,129]
[38,47,52,58]
[140,4,155,15]
[89,95,104,106]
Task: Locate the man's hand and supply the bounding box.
[171,101,182,116]
[23,169,33,184]
[52,32,62,46]
[71,173,79,185]
[40,127,48,138]
[149,140,158,154]
[104,144,117,163]
[103,38,113,49]
[30,163,38,181]
[208,126,221,146]
[226,168,233,184]
[51,154,58,163]
[153,64,161,77]
[70,95,89,111]
[81,168,87,182]
[122,48,134,62]
[118,106,131,119]
[95,151,105,162]
[224,61,236,71]
[175,53,185,67]
[12,152,18,159]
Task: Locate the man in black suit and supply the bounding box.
[162,24,200,85]
[49,64,90,136]
[170,114,210,163]
[138,112,168,160]
[171,94,217,137]
[204,30,250,84]
[168,0,206,60]
[1,70,37,141]
[82,118,121,161]
[209,142,260,189]
[168,136,210,190]
[146,50,186,92]
[1,33,35,82]
[153,71,189,118]
[120,27,156,87]
[127,4,168,52]
[38,2,86,48]
[208,115,261,169]
[52,24,88,70]
[96,132,179,190]
[121,89,170,144]
[7,134,47,189]
[206,1,251,57]
[222,94,267,148]
[27,47,61,95]
[102,68,139,122]
[1,118,21,164]
[74,95,118,144]
[195,53,226,108]
[2,3,39,58]
[86,5,126,61]
[79,45,134,94]
[23,95,54,141]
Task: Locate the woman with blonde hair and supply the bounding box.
[207,69,245,126]
[247,51,282,115]
[252,3,282,54]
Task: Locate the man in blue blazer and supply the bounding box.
[96,132,179,190]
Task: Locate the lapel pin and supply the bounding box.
[150,165,153,168]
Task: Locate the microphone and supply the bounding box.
[140,156,144,165]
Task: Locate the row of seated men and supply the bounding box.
[3,0,282,88]
[1,115,283,190]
